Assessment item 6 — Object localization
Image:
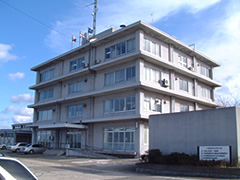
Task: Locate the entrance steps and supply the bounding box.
[66,149,118,159]
[43,149,66,156]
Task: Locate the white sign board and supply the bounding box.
[199,146,230,162]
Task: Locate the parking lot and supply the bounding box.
[0,149,214,180]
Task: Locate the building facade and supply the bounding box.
[28,21,220,156]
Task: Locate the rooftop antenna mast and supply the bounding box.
[92,0,97,36]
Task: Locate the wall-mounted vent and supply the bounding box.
[162,79,169,87]
[94,59,101,64]
[188,66,194,71]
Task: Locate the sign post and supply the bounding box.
[199,146,231,162]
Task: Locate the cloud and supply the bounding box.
[12,115,32,124]
[0,117,12,129]
[1,105,33,116]
[8,72,25,80]
[10,94,34,104]
[1,105,17,114]
[45,0,221,53]
[0,105,33,126]
[0,43,17,63]
[197,1,240,97]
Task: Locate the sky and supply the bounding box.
[0,0,239,129]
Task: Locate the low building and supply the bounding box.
[0,129,15,146]
[12,123,32,144]
[149,107,240,164]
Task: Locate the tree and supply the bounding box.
[216,95,240,107]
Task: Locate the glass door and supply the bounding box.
[67,130,81,149]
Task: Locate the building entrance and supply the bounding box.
[66,130,81,149]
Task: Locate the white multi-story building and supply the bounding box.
[28,21,220,156]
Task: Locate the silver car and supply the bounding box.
[0,143,6,149]
[9,142,28,153]
[22,144,47,154]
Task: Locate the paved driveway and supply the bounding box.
[1,150,214,180]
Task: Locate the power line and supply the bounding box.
[0,0,71,39]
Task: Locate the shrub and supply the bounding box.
[143,149,230,167]
[148,149,162,163]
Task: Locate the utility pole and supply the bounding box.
[92,0,97,36]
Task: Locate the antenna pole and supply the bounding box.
[93,0,97,36]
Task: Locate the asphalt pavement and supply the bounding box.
[0,149,217,180]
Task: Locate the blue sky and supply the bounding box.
[0,0,239,129]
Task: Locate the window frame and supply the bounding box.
[68,104,83,118]
[70,57,85,72]
[179,78,188,92]
[104,96,136,114]
[40,68,55,82]
[180,104,189,112]
[39,88,54,101]
[105,38,135,60]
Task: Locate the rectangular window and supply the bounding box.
[126,96,136,110]
[70,57,85,72]
[126,66,136,80]
[105,39,135,60]
[104,100,114,113]
[180,104,189,112]
[144,97,161,112]
[127,39,135,52]
[178,55,187,68]
[115,69,125,83]
[39,88,54,101]
[179,79,188,92]
[114,98,125,112]
[69,81,84,94]
[38,109,53,121]
[68,104,83,118]
[40,68,55,82]
[202,87,211,99]
[145,67,161,83]
[201,65,210,77]
[144,39,160,56]
[116,42,126,56]
[105,66,136,86]
[105,47,111,60]
[104,96,136,113]
[105,72,114,86]
[104,127,135,151]
[144,39,151,52]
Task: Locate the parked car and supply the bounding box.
[0,143,7,149]
[9,142,28,153]
[7,143,16,150]
[22,144,47,154]
[0,157,38,179]
[20,144,31,153]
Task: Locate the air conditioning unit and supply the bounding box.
[162,79,169,87]
[84,63,89,68]
[94,59,101,64]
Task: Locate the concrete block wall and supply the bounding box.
[149,107,240,163]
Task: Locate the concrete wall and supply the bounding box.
[149,107,240,163]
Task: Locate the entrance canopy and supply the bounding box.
[36,123,88,129]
